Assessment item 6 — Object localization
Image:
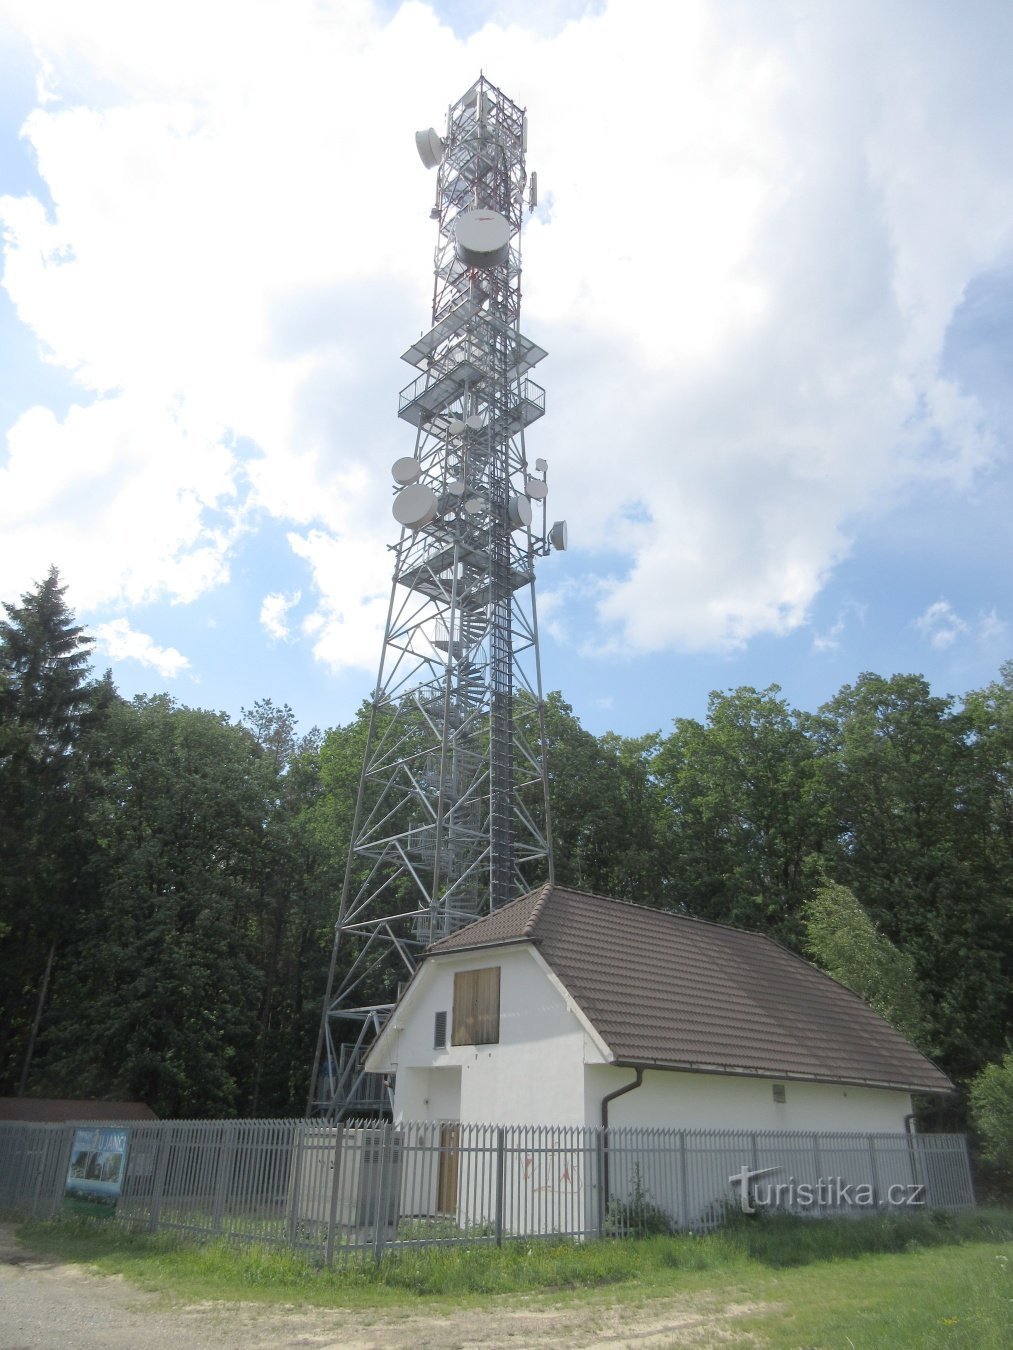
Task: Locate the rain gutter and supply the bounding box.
[600,1064,644,1218]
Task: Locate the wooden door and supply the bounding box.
[437,1123,460,1213]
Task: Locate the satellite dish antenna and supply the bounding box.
[535,458,547,472]
[465,413,484,431]
[392,456,421,485]
[448,417,467,436]
[525,477,547,500]
[393,483,439,530]
[508,495,532,529]
[455,209,511,268]
[549,520,568,551]
[415,128,444,170]
[447,478,466,496]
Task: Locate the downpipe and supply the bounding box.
[600,1065,644,1227]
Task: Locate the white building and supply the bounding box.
[365,885,952,1134]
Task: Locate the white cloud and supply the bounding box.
[978,608,1008,644]
[914,600,967,650]
[288,528,392,673]
[260,590,301,642]
[1,0,1011,670]
[95,617,190,677]
[813,601,867,654]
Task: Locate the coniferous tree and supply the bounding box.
[0,567,115,1093]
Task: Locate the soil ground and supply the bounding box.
[0,1223,770,1348]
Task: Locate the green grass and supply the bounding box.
[14,1208,1013,1343]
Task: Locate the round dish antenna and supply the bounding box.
[455,209,511,268]
[393,483,439,529]
[415,128,444,170]
[525,476,547,500]
[508,494,533,529]
[392,456,421,485]
[549,520,568,551]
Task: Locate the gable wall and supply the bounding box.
[376,945,607,1124]
[585,1065,913,1132]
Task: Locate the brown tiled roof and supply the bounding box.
[0,1098,159,1122]
[428,885,952,1093]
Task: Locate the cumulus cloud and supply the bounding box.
[1,0,1010,671]
[95,617,190,677]
[288,528,392,674]
[915,601,1008,652]
[260,590,301,642]
[915,601,968,650]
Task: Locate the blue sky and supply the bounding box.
[1,0,1010,739]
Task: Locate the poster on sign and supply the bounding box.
[64,1126,129,1217]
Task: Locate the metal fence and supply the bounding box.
[0,1118,975,1262]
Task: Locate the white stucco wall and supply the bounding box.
[367,944,915,1135]
[367,944,607,1124]
[586,1065,913,1133]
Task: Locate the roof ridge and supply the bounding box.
[521,880,555,937]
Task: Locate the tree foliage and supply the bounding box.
[1,570,1009,1125]
[0,568,117,1092]
[802,876,928,1047]
[968,1051,1013,1180]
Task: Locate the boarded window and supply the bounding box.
[452,967,500,1045]
[434,1010,447,1049]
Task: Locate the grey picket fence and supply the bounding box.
[0,1118,974,1263]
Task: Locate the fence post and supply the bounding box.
[48,1126,73,1219]
[149,1126,170,1233]
[371,1123,392,1263]
[867,1135,881,1209]
[595,1127,606,1237]
[288,1122,306,1250]
[811,1132,823,1210]
[677,1131,688,1231]
[212,1123,235,1231]
[325,1123,345,1268]
[495,1126,505,1247]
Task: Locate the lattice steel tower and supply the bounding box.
[310,77,566,1117]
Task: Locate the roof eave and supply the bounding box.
[613,1057,954,1095]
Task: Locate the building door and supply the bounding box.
[437,1123,459,1213]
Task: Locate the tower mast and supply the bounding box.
[310,76,565,1117]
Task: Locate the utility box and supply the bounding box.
[292,1124,402,1230]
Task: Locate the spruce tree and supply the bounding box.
[0,567,113,1093]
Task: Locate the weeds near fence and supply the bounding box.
[602,1163,674,1237]
[16,1207,1013,1303]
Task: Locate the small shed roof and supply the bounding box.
[427,885,952,1094]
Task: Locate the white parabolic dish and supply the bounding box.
[455,209,511,268]
[415,127,443,169]
[392,456,421,485]
[393,483,439,529]
[508,494,532,529]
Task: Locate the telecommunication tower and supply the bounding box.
[309,77,566,1117]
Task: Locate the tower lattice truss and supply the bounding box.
[311,77,565,1117]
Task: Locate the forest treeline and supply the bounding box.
[1,569,1010,1127]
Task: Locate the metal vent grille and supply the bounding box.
[434,1010,447,1048]
[772,1083,786,1104]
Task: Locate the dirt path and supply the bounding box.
[0,1224,769,1348]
